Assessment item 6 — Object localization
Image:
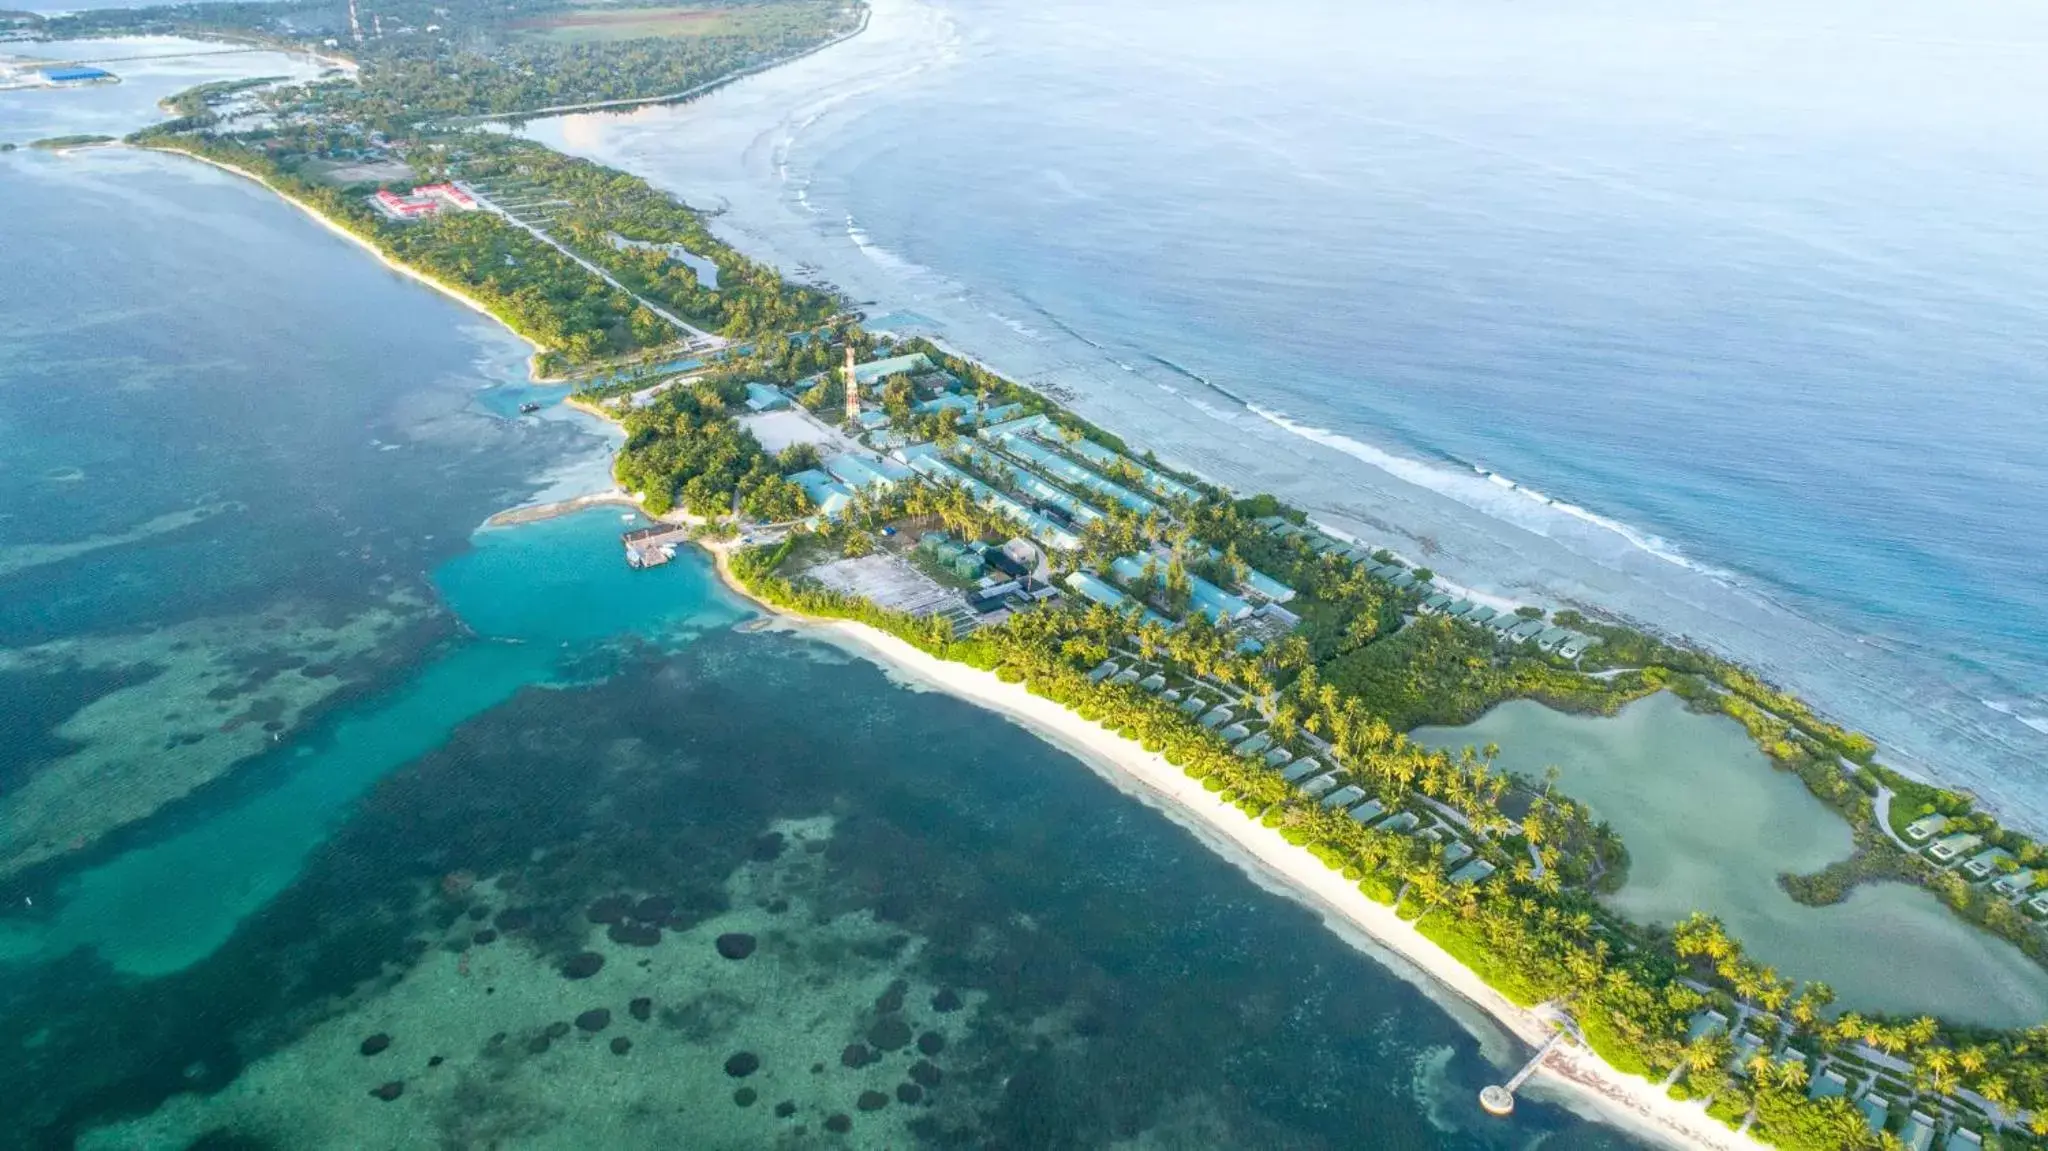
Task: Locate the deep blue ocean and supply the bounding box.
[529,0,2048,826]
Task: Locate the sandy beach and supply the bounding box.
[696,542,1768,1151]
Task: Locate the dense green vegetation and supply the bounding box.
[133,133,667,371]
[612,373,808,518]
[28,134,116,149]
[454,138,837,338]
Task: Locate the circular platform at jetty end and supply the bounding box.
[1479,1085,1515,1116]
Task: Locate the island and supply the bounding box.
[15,0,2048,1145]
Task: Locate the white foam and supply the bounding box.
[843,214,926,275]
[1248,404,1733,579]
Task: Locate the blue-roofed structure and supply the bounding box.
[1110,554,1252,624]
[1053,433,1200,503]
[914,393,976,418]
[852,352,933,386]
[961,446,1105,525]
[900,451,1083,552]
[977,402,1026,425]
[788,469,854,519]
[40,65,114,84]
[824,453,911,493]
[743,382,790,411]
[994,434,1159,515]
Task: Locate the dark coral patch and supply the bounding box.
[585,895,632,924]
[857,1090,889,1112]
[492,907,535,932]
[359,1033,391,1057]
[575,1009,611,1032]
[750,832,786,861]
[775,1100,797,1118]
[629,997,653,1022]
[916,1031,945,1057]
[560,951,604,979]
[874,979,908,1014]
[633,895,675,922]
[897,1082,923,1105]
[714,932,756,960]
[471,929,498,946]
[824,1114,852,1134]
[610,1036,633,1056]
[370,1081,405,1102]
[908,1060,941,1088]
[733,1087,758,1107]
[930,988,962,1013]
[866,1017,912,1052]
[724,1051,760,1078]
[840,1043,874,1069]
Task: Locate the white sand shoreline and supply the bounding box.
[700,546,1767,1151]
[135,145,559,382]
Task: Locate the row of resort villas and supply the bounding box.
[1083,652,1497,887]
[1905,814,2048,916]
[748,352,1601,658]
[1687,1009,1986,1151]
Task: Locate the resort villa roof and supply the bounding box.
[977,412,1059,441]
[1463,605,1498,625]
[1946,1128,1984,1150]
[1858,1094,1890,1135]
[963,446,1107,525]
[1263,747,1293,767]
[1964,846,2015,879]
[1505,619,1548,642]
[743,382,790,411]
[1534,626,1573,650]
[1450,860,1496,885]
[1110,554,1253,624]
[1300,774,1341,799]
[1422,592,1455,612]
[900,450,1084,553]
[1929,832,1983,862]
[1199,706,1233,729]
[1904,1111,1937,1151]
[825,452,911,492]
[1808,1069,1849,1100]
[1905,814,1950,841]
[1994,868,2037,895]
[1687,1010,1729,1043]
[1379,811,1421,834]
[1443,599,1475,618]
[1282,758,1324,783]
[913,392,976,418]
[1440,840,1475,867]
[1322,784,1367,809]
[1233,733,1273,757]
[1063,572,1170,627]
[977,402,1026,425]
[1057,435,1199,503]
[1256,516,1302,537]
[994,433,1159,515]
[1348,799,1387,824]
[852,352,933,386]
[788,469,855,519]
[1240,567,1297,603]
[1389,570,1420,589]
[1556,635,1599,659]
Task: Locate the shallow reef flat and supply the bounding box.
[0,589,439,881]
[9,633,1610,1149]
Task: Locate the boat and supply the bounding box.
[518,401,542,414]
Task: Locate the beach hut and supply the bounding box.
[1807,1069,1849,1100]
[1464,605,1498,626]
[1440,840,1475,867]
[1349,799,1387,825]
[1110,668,1141,687]
[1321,784,1367,810]
[1282,758,1324,783]
[1199,707,1233,729]
[1379,812,1421,834]
[1963,846,2013,880]
[1687,1011,1729,1043]
[1858,1095,1889,1135]
[1449,860,1496,885]
[1904,814,1949,841]
[1903,1111,1937,1151]
[1233,733,1273,758]
[1534,626,1572,651]
[1993,868,2036,897]
[1139,673,1167,692]
[1086,660,1118,683]
[1300,774,1342,800]
[1263,747,1293,768]
[1928,833,1982,863]
[1945,1128,1983,1150]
